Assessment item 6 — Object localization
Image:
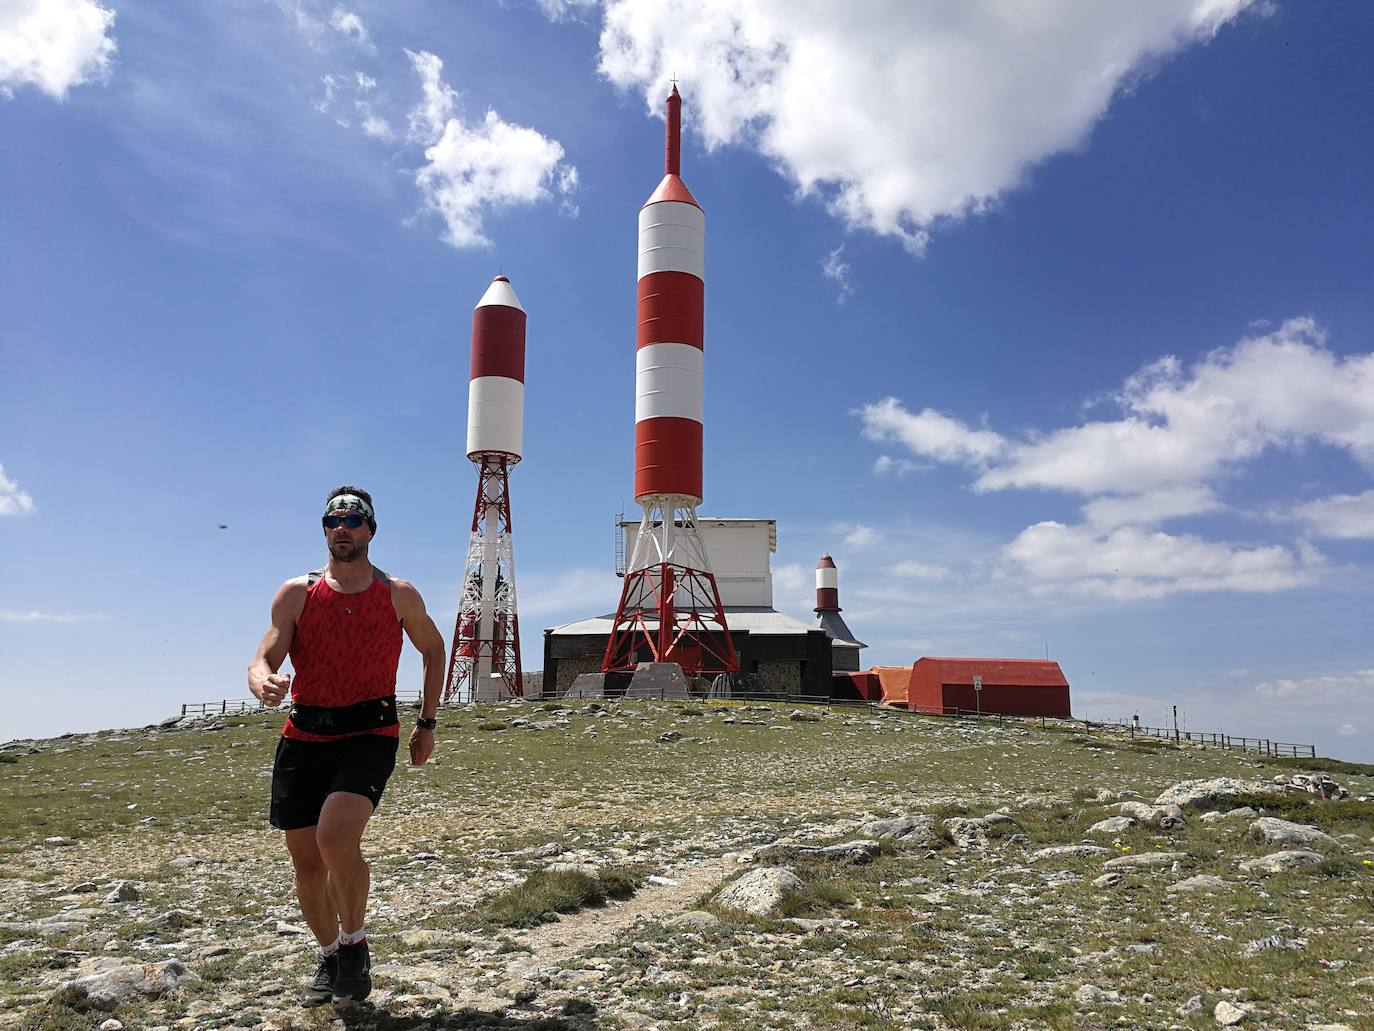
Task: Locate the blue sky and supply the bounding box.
[3,1,1372,760]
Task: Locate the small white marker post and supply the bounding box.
[972,674,982,716]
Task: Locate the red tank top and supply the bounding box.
[284,572,403,741]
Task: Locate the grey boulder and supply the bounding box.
[56,957,200,1010]
[857,814,944,846]
[1087,816,1136,835]
[1248,817,1338,849]
[1166,874,1229,894]
[1238,850,1326,875]
[1102,851,1188,870]
[1154,778,1275,810]
[1029,845,1114,862]
[715,867,805,916]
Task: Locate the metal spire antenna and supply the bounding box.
[602,84,738,679]
[445,276,526,702]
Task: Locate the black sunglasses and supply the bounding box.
[323,514,366,530]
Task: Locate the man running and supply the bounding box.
[248,486,446,1007]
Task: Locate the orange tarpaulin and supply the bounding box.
[873,665,913,708]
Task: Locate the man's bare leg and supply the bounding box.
[285,827,339,946]
[316,792,375,935]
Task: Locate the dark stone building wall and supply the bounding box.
[542,626,833,699]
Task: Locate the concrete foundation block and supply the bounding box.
[564,673,608,699]
[626,662,691,699]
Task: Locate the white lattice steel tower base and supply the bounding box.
[446,456,522,702]
[602,496,739,676]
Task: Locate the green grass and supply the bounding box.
[1260,754,1374,777]
[467,867,640,928]
[1224,793,1374,833]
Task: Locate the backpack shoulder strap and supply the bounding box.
[372,567,392,587]
[306,568,325,588]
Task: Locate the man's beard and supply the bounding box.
[330,539,366,563]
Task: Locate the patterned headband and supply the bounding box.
[324,493,376,530]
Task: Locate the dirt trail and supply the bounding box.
[379,854,739,1011]
[512,854,737,970]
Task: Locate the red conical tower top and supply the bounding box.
[645,84,700,208]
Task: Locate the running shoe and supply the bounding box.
[302,953,337,1006]
[332,940,371,1006]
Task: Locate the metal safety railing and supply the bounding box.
[180,689,424,718]
[890,706,1315,758]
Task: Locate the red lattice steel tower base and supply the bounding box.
[602,497,738,676]
[446,456,523,701]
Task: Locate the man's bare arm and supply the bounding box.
[392,578,446,719]
[248,579,307,707]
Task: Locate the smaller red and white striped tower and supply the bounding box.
[603,85,738,678]
[815,555,839,613]
[445,275,525,702]
[814,554,866,670]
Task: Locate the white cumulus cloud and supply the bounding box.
[1338,722,1358,736]
[0,464,35,516]
[1081,485,1224,530]
[1291,489,1374,541]
[859,318,1374,598]
[976,319,1374,495]
[1251,668,1374,708]
[0,0,116,99]
[1003,522,1322,600]
[562,0,1256,252]
[841,524,883,550]
[860,398,1006,466]
[864,318,1374,497]
[406,50,577,249]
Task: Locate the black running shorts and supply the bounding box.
[269,733,399,831]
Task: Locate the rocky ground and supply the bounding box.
[2,701,1373,1030]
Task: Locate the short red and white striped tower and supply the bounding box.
[445,276,525,703]
[815,555,840,612]
[603,85,739,679]
[814,554,865,669]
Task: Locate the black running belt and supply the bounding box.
[289,695,398,736]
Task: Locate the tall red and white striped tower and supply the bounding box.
[445,276,525,702]
[603,85,739,678]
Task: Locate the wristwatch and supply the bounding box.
[416,716,438,731]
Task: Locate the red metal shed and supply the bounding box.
[832,671,882,701]
[907,657,1070,718]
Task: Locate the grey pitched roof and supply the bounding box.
[817,610,866,649]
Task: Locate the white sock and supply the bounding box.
[320,932,341,957]
[339,926,365,946]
